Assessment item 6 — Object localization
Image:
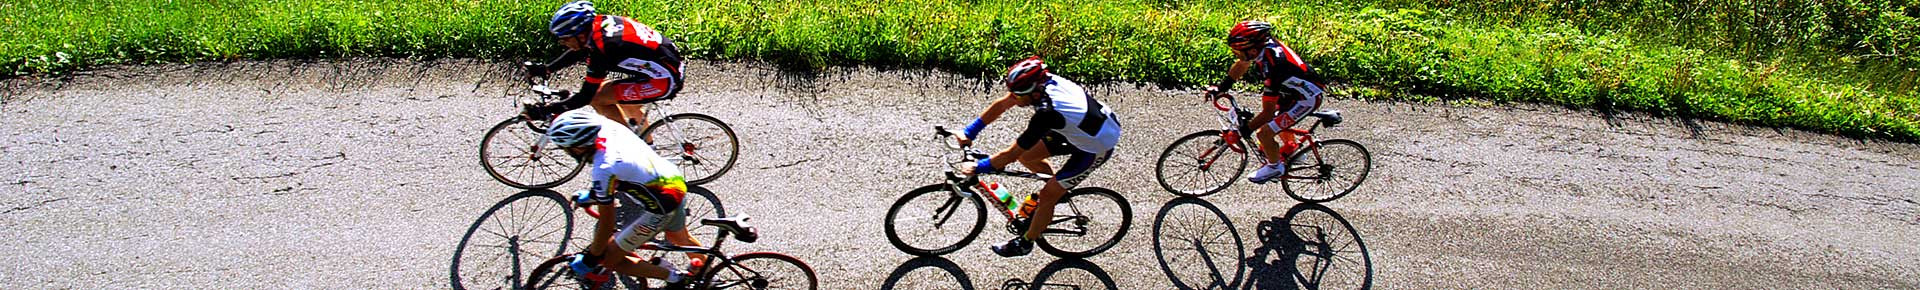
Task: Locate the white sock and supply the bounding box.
[665,270,685,283]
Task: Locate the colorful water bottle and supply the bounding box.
[1018,193,1039,218]
[989,182,1018,211]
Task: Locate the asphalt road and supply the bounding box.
[2,60,1916,289]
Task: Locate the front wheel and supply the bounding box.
[1280,139,1372,203]
[884,184,987,256]
[640,113,740,186]
[480,116,586,189]
[1035,187,1133,258]
[1154,130,1250,197]
[705,252,819,289]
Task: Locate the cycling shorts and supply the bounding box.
[607,59,683,105]
[1262,76,1324,132]
[1018,132,1115,189]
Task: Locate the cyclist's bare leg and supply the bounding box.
[1255,126,1285,162]
[1013,143,1060,239]
[617,103,649,133]
[600,246,673,280]
[663,229,708,264]
[1023,180,1068,240]
[590,87,629,125]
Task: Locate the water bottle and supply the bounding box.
[989,182,1018,211]
[1018,193,1039,218]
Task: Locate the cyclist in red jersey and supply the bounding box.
[524,0,685,132]
[1205,20,1330,184]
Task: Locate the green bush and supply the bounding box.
[2,0,1915,140]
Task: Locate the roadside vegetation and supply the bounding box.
[3,0,1915,140]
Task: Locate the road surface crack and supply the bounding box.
[759,157,820,169]
[232,172,298,181]
[4,197,69,214]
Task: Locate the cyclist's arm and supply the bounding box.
[962,93,1023,140]
[1216,59,1254,90]
[544,50,588,72]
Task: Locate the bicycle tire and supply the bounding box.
[884,184,987,256]
[450,190,575,290]
[704,252,819,290]
[1280,139,1372,203]
[480,116,586,189]
[1278,203,1373,290]
[1154,130,1250,198]
[639,113,740,186]
[1036,187,1133,258]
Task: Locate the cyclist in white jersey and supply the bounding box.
[545,111,704,288]
[954,56,1121,257]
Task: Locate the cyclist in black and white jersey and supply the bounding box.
[953,56,1122,257]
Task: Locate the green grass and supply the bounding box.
[3,0,1917,141]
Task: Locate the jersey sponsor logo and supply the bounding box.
[617,59,674,79]
[1282,77,1324,98]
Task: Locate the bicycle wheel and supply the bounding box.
[451,190,575,290]
[706,252,819,290]
[1028,258,1118,290]
[1280,139,1372,203]
[884,184,987,256]
[481,116,586,189]
[1035,187,1133,258]
[1151,197,1246,290]
[1278,203,1372,290]
[640,113,740,186]
[1154,130,1250,197]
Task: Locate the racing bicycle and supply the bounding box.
[883,126,1132,258]
[479,64,739,189]
[1152,92,1372,202]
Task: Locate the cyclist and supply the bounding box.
[1205,20,1328,184]
[524,0,685,132]
[953,56,1121,257]
[546,111,704,288]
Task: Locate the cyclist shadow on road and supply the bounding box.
[1245,203,1375,290]
[878,256,1117,290]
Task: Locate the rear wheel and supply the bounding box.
[640,114,740,186]
[706,252,819,289]
[480,116,586,189]
[1035,187,1133,258]
[884,184,987,256]
[1280,139,1371,203]
[450,190,574,290]
[1154,130,1250,197]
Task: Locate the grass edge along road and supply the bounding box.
[3,0,1916,141]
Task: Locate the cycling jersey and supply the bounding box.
[543,15,686,111]
[1019,75,1121,154]
[1244,41,1326,130]
[1018,75,1121,187]
[584,116,688,214]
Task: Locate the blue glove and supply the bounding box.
[573,189,613,207]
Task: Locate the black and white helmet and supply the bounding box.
[545,111,604,148]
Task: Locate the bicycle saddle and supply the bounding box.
[701,216,760,243]
[1309,110,1343,127]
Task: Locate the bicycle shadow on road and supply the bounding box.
[1151,197,1249,290]
[1245,203,1375,290]
[999,258,1117,290]
[881,256,977,289]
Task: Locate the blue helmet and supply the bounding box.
[549,0,597,38]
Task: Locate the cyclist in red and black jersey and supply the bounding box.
[1204,20,1330,184]
[524,0,685,132]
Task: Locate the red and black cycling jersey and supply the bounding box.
[540,15,684,112]
[1244,41,1326,101]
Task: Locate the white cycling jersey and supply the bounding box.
[1038,75,1122,153]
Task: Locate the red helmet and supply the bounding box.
[1227,20,1273,51]
[1004,56,1050,94]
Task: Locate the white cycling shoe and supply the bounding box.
[1247,163,1287,184]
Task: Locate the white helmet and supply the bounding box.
[545,111,604,148]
